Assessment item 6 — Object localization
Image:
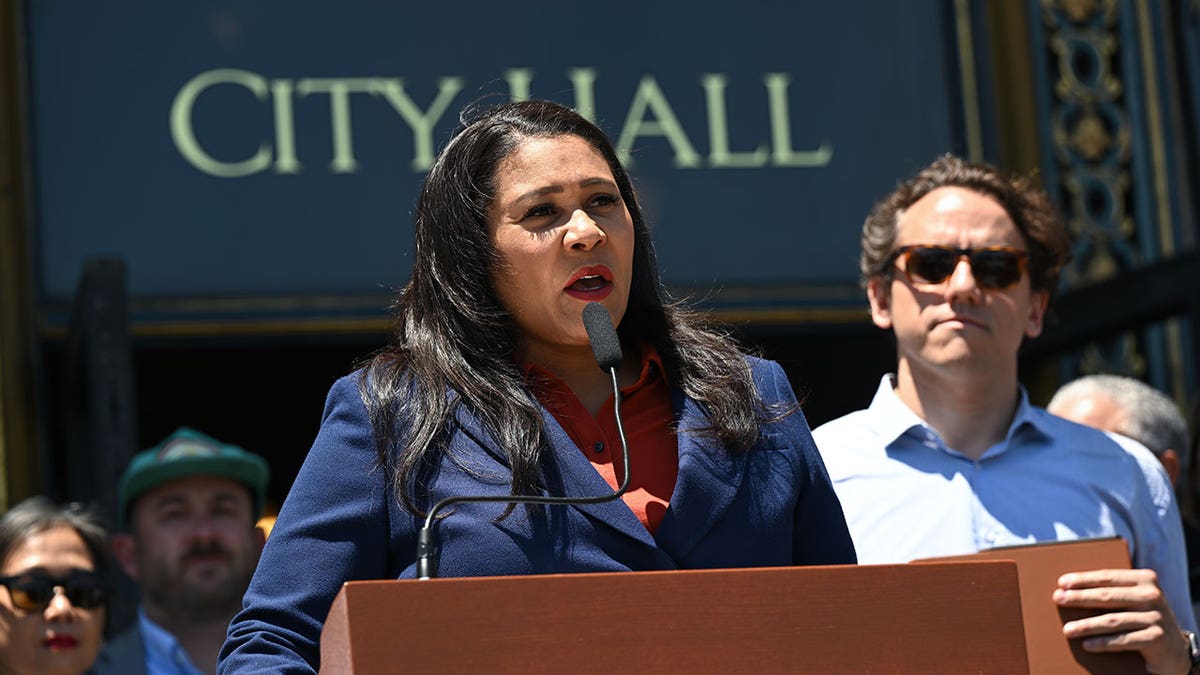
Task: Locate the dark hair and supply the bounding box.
[361,99,765,516]
[860,156,1072,297]
[0,497,110,581]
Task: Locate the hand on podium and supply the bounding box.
[1055,568,1193,675]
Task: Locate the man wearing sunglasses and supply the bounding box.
[813,156,1198,674]
[93,427,269,675]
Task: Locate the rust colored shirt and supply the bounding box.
[524,347,678,535]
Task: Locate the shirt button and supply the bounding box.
[593,441,604,453]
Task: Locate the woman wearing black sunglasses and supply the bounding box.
[0,497,110,675]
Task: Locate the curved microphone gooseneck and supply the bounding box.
[415,302,630,579]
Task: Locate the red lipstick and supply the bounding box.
[564,265,614,301]
[44,634,79,651]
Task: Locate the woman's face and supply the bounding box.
[488,134,635,365]
[0,526,106,675]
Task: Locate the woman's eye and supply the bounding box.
[523,204,555,219]
[589,194,618,207]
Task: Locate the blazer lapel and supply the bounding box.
[536,406,659,549]
[655,389,746,562]
[450,397,657,549]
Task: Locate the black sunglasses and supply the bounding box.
[888,245,1029,290]
[0,569,108,612]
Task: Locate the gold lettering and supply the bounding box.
[701,74,768,168]
[614,76,701,168]
[764,73,833,167]
[373,77,465,171]
[296,78,378,173]
[568,68,598,122]
[504,68,533,101]
[270,79,300,174]
[169,68,272,178]
[169,69,834,177]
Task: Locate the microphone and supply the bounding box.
[583,302,623,371]
[416,302,630,579]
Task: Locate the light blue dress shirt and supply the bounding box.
[138,607,206,675]
[813,374,1196,632]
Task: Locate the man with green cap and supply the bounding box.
[94,427,269,675]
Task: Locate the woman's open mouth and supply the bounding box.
[565,266,614,301]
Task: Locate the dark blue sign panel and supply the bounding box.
[24,2,975,323]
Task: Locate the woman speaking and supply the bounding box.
[219,99,855,672]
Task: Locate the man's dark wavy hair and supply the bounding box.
[361,99,767,516]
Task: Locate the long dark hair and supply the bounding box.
[362,100,766,516]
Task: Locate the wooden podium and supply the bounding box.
[319,562,1029,674]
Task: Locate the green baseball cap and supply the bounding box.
[118,427,269,529]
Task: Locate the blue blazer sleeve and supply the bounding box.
[753,359,857,565]
[219,375,409,673]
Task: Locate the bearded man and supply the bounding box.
[95,427,268,675]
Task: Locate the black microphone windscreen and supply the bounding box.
[582,302,623,371]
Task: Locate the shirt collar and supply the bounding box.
[866,373,1047,453]
[137,606,203,675]
[1008,387,1054,442]
[521,342,666,391]
[864,374,926,445]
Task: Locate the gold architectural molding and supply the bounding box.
[0,0,40,506]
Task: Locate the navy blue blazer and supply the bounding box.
[219,357,855,673]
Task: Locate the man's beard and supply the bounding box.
[142,540,256,623]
